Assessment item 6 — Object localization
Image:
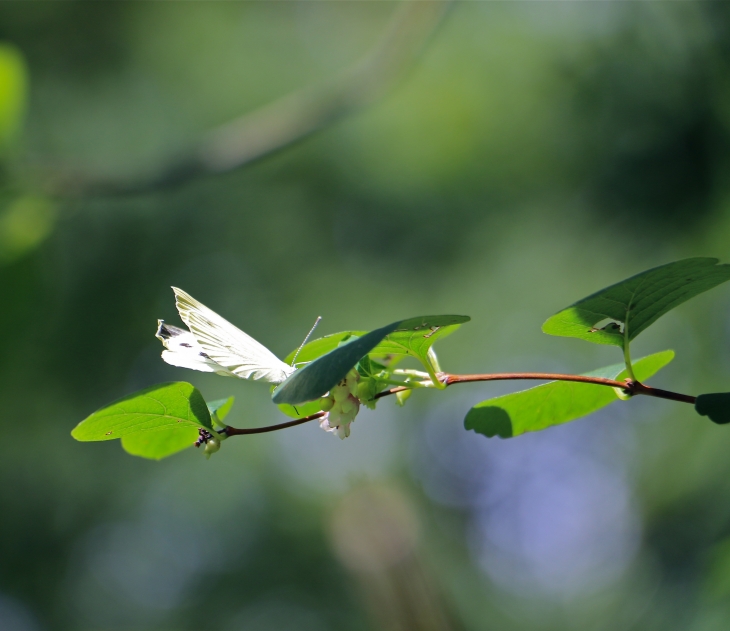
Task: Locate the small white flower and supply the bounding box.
[319,412,354,440]
[319,370,362,439]
[319,386,360,439]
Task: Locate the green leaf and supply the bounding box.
[368,315,469,373]
[272,315,469,405]
[0,43,26,150]
[284,331,364,365]
[276,400,324,419]
[279,333,363,418]
[465,350,674,439]
[123,396,236,461]
[695,393,730,425]
[542,258,730,347]
[121,426,200,460]
[121,396,235,460]
[207,396,234,426]
[272,322,403,405]
[72,382,212,442]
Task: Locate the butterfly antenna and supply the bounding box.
[292,316,322,366]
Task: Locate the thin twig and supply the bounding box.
[225,411,324,436]
[629,381,696,404]
[224,371,696,436]
[39,1,454,197]
[442,372,629,389]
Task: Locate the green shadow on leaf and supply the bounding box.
[464,406,513,438]
[695,393,730,425]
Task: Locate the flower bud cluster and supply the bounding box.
[194,428,221,459]
[318,369,361,439]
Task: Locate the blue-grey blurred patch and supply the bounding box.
[273,405,401,495]
[0,595,40,631]
[65,456,265,626]
[411,392,641,596]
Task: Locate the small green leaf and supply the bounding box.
[72,382,212,442]
[465,350,674,439]
[369,315,469,374]
[543,258,730,347]
[207,396,234,426]
[275,398,324,419]
[695,393,730,425]
[284,332,364,365]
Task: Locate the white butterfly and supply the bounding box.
[156,287,296,384]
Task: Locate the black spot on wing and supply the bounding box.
[155,320,188,340]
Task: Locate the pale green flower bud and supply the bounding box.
[203,436,221,459]
[340,397,358,416]
[332,381,351,403]
[357,381,372,401]
[346,369,360,396]
[395,389,412,407]
[328,406,343,425]
[319,396,335,412]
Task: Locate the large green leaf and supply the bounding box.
[72,382,212,442]
[542,259,730,347]
[272,315,470,405]
[120,395,233,460]
[465,350,674,439]
[0,43,26,149]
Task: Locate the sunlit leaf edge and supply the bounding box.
[465,350,674,439]
[71,382,212,442]
[542,258,730,347]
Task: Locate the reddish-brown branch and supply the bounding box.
[442,372,628,388]
[223,372,696,436]
[225,411,324,436]
[629,381,696,404]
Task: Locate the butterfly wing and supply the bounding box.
[156,320,236,377]
[172,287,295,384]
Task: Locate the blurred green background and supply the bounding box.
[4,2,730,630]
